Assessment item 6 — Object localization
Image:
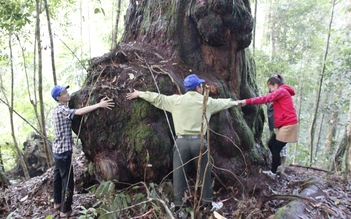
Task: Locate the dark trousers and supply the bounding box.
[268,133,287,173]
[173,138,212,206]
[53,153,74,213]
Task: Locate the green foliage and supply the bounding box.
[83,181,172,218]
[95,180,115,198]
[0,143,17,171]
[0,0,34,32]
[0,0,130,173]
[254,0,351,168]
[77,206,98,219]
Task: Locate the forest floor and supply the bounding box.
[0,153,350,219]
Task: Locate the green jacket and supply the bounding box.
[139,91,237,135]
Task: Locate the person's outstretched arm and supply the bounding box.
[75,97,115,115]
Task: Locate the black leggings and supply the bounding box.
[268,133,287,173]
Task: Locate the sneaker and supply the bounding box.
[262,170,276,179]
[276,165,285,174]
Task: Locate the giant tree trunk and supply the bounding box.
[71,0,268,184]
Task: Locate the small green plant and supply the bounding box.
[88,180,172,218]
[77,206,98,219]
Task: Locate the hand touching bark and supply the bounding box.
[98,97,115,110]
[126,90,140,100]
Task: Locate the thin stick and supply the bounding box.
[194,84,210,211]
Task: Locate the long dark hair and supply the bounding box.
[267,74,285,86]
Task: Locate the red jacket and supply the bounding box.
[246,85,298,128]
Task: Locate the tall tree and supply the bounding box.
[43,0,57,85]
[0,0,34,178]
[7,35,30,179]
[344,99,351,182]
[36,0,53,167]
[324,90,341,169]
[308,0,336,165]
[111,0,122,49]
[252,0,257,54]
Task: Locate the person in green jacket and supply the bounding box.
[126,74,238,209]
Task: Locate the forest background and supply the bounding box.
[0,0,350,179]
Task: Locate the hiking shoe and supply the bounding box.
[276,165,285,174]
[59,210,79,218]
[262,170,276,179]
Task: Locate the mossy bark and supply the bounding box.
[70,0,269,184]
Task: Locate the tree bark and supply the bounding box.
[71,0,267,185]
[344,98,351,182]
[332,128,347,172]
[0,166,9,188]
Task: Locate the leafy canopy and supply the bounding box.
[0,0,34,32]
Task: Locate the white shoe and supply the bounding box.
[262,170,276,179]
[277,165,285,174]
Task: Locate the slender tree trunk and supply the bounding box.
[8,35,30,179]
[43,0,57,85]
[16,35,41,124]
[252,0,257,54]
[308,0,335,165]
[294,63,304,165]
[314,95,327,161]
[0,146,4,172]
[269,1,275,60]
[0,166,10,188]
[344,99,351,182]
[314,113,325,161]
[36,0,53,167]
[87,0,92,58]
[325,91,341,169]
[15,35,43,138]
[111,0,122,49]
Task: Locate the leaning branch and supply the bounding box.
[0,97,42,136]
[290,164,328,173]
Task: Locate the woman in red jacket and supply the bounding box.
[238,74,298,178]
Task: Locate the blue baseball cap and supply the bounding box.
[184,74,205,91]
[51,85,69,101]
